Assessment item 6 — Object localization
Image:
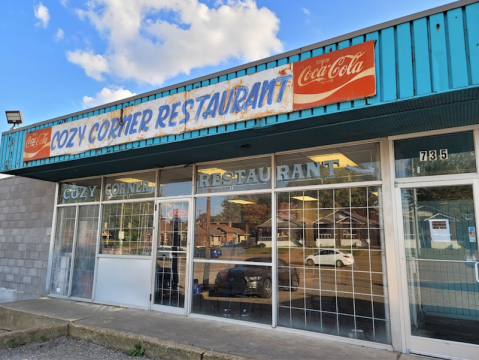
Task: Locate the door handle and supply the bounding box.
[476,262,479,284]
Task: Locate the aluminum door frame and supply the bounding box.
[150,198,193,316]
[394,178,479,360]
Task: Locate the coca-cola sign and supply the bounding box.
[293,41,376,110]
[23,128,52,161]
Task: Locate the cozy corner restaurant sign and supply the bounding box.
[23,41,375,161]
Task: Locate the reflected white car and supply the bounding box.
[304,249,354,267]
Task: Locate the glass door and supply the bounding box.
[50,205,99,299]
[151,200,190,314]
[399,183,479,359]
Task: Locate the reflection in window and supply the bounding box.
[71,206,99,299]
[401,185,477,259]
[276,143,380,188]
[276,187,390,344]
[50,207,76,296]
[101,202,154,255]
[192,194,272,324]
[59,178,102,204]
[158,167,192,197]
[192,262,272,325]
[104,171,156,201]
[394,132,476,178]
[194,194,272,261]
[196,157,271,194]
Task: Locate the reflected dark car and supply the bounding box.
[214,257,299,299]
[195,247,222,258]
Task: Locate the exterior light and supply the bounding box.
[5,111,23,129]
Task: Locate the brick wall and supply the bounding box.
[0,176,56,303]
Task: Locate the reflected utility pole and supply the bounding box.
[203,195,211,288]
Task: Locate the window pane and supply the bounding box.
[394,132,476,178]
[275,143,380,188]
[196,157,271,194]
[158,168,192,197]
[71,205,99,299]
[194,194,271,261]
[191,262,272,325]
[104,171,156,200]
[59,178,102,204]
[50,207,76,296]
[101,202,154,256]
[276,187,390,344]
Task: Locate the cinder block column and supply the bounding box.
[0,176,56,303]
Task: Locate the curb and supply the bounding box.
[0,323,68,350]
[68,322,251,360]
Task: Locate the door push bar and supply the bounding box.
[476,262,479,284]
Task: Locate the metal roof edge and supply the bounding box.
[2,0,476,136]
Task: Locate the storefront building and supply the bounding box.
[1,1,479,358]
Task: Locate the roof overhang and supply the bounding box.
[5,86,479,182]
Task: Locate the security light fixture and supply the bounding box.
[5,111,23,129]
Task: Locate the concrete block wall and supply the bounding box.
[0,176,56,303]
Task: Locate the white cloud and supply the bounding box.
[302,7,310,15]
[34,3,50,28]
[69,0,283,85]
[83,86,136,108]
[66,50,109,81]
[55,28,65,41]
[60,0,68,7]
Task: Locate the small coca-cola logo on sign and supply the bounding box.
[297,51,366,87]
[293,41,376,110]
[23,128,52,161]
[25,132,49,148]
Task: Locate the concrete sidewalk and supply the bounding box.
[0,297,429,360]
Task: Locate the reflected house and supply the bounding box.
[158,218,188,248]
[403,202,472,251]
[193,223,223,247]
[258,215,312,247]
[315,209,379,248]
[215,223,249,245]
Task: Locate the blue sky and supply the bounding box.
[0,0,455,136]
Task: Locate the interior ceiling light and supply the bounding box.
[292,196,317,201]
[197,168,229,175]
[308,153,358,167]
[116,177,156,187]
[228,199,255,205]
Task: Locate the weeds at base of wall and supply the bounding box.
[8,339,26,349]
[128,343,146,357]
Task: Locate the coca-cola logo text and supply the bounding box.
[26,133,49,148]
[297,51,365,87]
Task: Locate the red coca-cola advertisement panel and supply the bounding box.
[293,41,376,110]
[23,128,52,161]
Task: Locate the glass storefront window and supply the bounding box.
[50,207,76,296]
[71,205,99,299]
[101,201,154,255]
[158,167,192,197]
[194,194,272,261]
[59,178,102,204]
[192,262,272,324]
[394,132,476,178]
[104,171,156,200]
[196,157,271,194]
[275,143,380,188]
[276,187,390,344]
